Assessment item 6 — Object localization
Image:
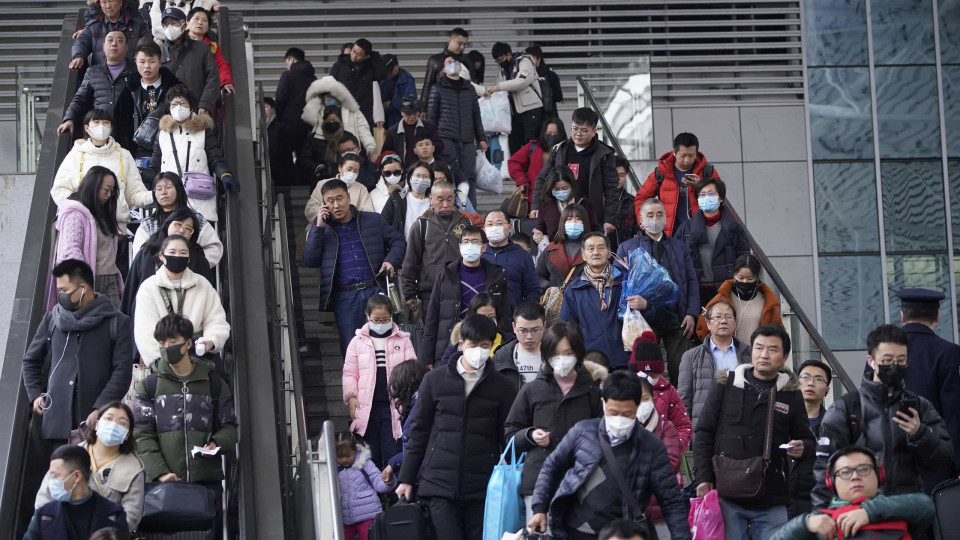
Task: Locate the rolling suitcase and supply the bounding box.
[368,496,434,540]
[932,477,960,540]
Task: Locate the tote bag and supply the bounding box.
[483,436,526,540]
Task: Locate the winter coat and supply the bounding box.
[396,356,517,500]
[787,407,823,518]
[343,323,416,437]
[770,493,935,540]
[202,33,233,88]
[296,134,336,185]
[633,150,721,237]
[616,232,701,320]
[73,2,149,66]
[531,418,692,540]
[386,394,418,472]
[493,54,543,113]
[422,258,508,366]
[644,411,683,522]
[149,113,232,222]
[35,442,144,530]
[420,48,477,113]
[275,60,316,148]
[148,0,218,41]
[508,140,547,202]
[24,492,127,540]
[21,296,133,440]
[62,61,138,144]
[674,209,751,286]
[338,444,395,525]
[535,196,601,242]
[121,241,214,325]
[123,67,181,160]
[133,356,238,483]
[677,336,751,429]
[427,75,485,144]
[382,118,442,165]
[695,280,783,341]
[811,376,954,509]
[132,213,221,267]
[504,365,602,494]
[400,209,474,300]
[381,68,417,128]
[559,266,630,367]
[536,240,584,289]
[693,364,815,508]
[133,266,230,365]
[651,376,692,453]
[379,190,408,236]
[304,178,375,229]
[329,53,385,126]
[531,138,620,224]
[481,240,540,311]
[302,76,377,155]
[158,36,220,113]
[301,208,406,310]
[52,137,152,225]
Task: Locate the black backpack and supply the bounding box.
[653,162,715,199]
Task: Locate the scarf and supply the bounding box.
[583,263,613,310]
[704,211,722,227]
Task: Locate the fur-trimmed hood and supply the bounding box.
[159,113,215,134]
[347,443,372,470]
[715,363,799,392]
[583,360,609,382]
[301,76,361,128]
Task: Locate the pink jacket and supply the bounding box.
[343,323,417,438]
[46,200,123,309]
[652,376,692,453]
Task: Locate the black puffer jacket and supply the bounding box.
[504,364,602,494]
[674,209,751,286]
[397,354,517,500]
[420,48,473,113]
[422,258,508,366]
[811,376,954,509]
[329,53,380,126]
[63,63,138,129]
[427,76,485,144]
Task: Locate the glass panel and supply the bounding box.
[808,68,874,160]
[881,160,946,251]
[950,160,960,248]
[944,66,960,159]
[941,0,960,64]
[578,58,654,162]
[803,0,869,66]
[819,256,885,350]
[871,0,936,65]
[875,66,941,159]
[814,161,880,252]
[888,254,955,340]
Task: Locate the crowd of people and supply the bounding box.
[16,2,960,539]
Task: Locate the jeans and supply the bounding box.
[425,497,485,540]
[344,518,373,540]
[719,498,787,540]
[440,138,479,207]
[365,401,401,469]
[333,286,380,356]
[651,323,691,386]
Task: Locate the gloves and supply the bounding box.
[221,174,240,192]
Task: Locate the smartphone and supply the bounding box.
[898,395,918,416]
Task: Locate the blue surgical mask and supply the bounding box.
[368,321,392,334]
[699,195,720,212]
[445,61,461,75]
[564,222,584,239]
[95,419,129,447]
[324,97,341,107]
[48,473,77,502]
[410,176,431,194]
[460,244,482,262]
[552,189,571,202]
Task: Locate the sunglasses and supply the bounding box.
[382,170,402,178]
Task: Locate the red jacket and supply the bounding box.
[633,150,720,236]
[645,414,683,521]
[203,35,234,87]
[653,376,692,453]
[508,140,547,201]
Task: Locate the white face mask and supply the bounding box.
[484,226,506,244]
[88,124,111,141]
[463,347,490,369]
[605,413,636,440]
[637,401,655,423]
[383,173,402,186]
[341,171,358,184]
[164,24,183,41]
[549,355,577,377]
[170,105,191,122]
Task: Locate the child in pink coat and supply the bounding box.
[629,332,693,453]
[343,294,417,468]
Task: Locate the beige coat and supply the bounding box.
[493,54,543,113]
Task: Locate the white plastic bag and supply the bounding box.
[622,308,653,351]
[479,91,512,134]
[476,151,504,194]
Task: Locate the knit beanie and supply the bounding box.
[629,331,664,375]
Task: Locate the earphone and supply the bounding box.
[39,333,82,411]
[825,446,885,494]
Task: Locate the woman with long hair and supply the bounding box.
[536,203,591,289]
[380,160,435,239]
[531,166,600,248]
[370,152,404,213]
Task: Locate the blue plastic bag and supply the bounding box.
[483,436,526,540]
[617,247,679,318]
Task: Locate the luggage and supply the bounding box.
[933,477,960,540]
[139,482,217,532]
[368,496,434,540]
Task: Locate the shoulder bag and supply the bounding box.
[598,431,658,540]
[711,385,776,501]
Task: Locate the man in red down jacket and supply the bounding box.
[633,132,722,237]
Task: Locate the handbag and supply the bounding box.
[139,482,216,532]
[500,186,530,219]
[170,133,217,200]
[483,437,526,540]
[711,385,776,501]
[540,266,577,327]
[597,431,658,540]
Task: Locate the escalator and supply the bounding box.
[0,8,285,539]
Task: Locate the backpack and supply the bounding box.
[653,162,715,199]
[842,391,863,444]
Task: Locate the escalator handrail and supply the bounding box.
[575,76,856,392]
[0,11,85,539]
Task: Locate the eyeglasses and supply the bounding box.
[170,221,195,235]
[833,464,875,480]
[369,317,392,324]
[798,373,828,385]
[873,357,908,366]
[382,170,402,178]
[709,315,735,321]
[154,183,174,193]
[698,191,719,198]
[516,327,543,336]
[169,99,190,108]
[570,125,594,135]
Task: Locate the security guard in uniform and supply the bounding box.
[897,288,960,488]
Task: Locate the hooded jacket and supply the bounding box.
[633,150,721,237]
[52,137,152,225]
[48,200,125,310]
[674,209,751,286]
[338,444,395,525]
[531,138,620,225]
[302,76,377,155]
[329,53,385,126]
[400,209,474,300]
[73,1,149,66]
[427,75,485,144]
[159,35,220,113]
[677,335,752,428]
[504,365,602,494]
[21,296,133,440]
[559,266,631,367]
[133,266,230,365]
[616,232,700,320]
[493,53,543,114]
[693,364,815,508]
[133,356,238,483]
[481,240,540,311]
[695,280,783,341]
[811,376,954,509]
[422,258,508,366]
[150,113,231,222]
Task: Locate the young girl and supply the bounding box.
[337,432,396,540]
[343,294,417,468]
[382,359,428,483]
[636,374,683,540]
[629,332,693,452]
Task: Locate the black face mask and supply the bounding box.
[57,286,84,311]
[876,363,907,388]
[733,280,758,299]
[543,134,564,148]
[322,121,341,134]
[159,342,187,365]
[498,59,512,69]
[163,255,189,274]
